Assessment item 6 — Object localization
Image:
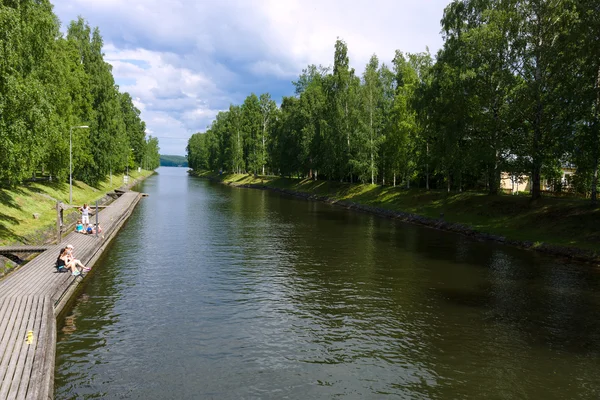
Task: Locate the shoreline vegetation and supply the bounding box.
[0,170,154,276]
[190,170,600,264]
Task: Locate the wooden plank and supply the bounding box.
[0,296,30,398]
[40,297,55,400]
[0,296,16,339]
[5,296,42,400]
[0,296,22,365]
[0,297,19,354]
[13,296,45,400]
[0,249,56,299]
[3,252,55,298]
[27,297,54,400]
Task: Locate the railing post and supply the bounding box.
[56,201,62,244]
[95,201,99,238]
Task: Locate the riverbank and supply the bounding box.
[0,170,154,275]
[190,170,600,264]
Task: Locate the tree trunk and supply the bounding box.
[425,142,430,190]
[489,151,500,196]
[531,52,543,200]
[262,119,267,176]
[370,93,374,185]
[591,149,598,204]
[489,107,500,195]
[393,173,396,187]
[592,66,600,204]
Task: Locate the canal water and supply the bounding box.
[55,167,600,399]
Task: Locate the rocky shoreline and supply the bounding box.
[214,177,599,265]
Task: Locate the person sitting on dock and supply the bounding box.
[56,246,88,276]
[75,219,85,233]
[86,223,94,234]
[92,223,103,236]
[62,244,90,275]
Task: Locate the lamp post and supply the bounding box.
[70,125,89,204]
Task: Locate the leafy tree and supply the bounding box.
[360,55,383,184]
[259,93,276,175]
[568,0,600,202]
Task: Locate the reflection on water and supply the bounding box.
[55,167,600,399]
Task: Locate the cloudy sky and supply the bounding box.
[53,0,452,156]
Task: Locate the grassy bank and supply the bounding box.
[193,170,600,256]
[0,170,153,247]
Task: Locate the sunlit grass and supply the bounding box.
[0,170,154,246]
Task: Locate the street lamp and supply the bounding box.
[70,125,89,204]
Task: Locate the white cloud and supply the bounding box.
[53,0,451,155]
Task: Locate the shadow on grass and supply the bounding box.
[0,222,25,244]
[233,175,249,183]
[0,188,25,210]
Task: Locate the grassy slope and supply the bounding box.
[0,170,153,246]
[196,171,600,253]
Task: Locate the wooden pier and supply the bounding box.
[0,191,143,399]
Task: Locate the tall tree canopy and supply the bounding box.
[0,2,159,187]
[188,1,599,202]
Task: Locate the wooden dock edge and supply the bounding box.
[43,192,142,399]
[53,192,142,316]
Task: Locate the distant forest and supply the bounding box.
[160,155,188,167]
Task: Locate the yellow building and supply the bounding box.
[500,165,576,194]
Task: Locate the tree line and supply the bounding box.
[187,0,599,202]
[0,1,160,187]
[160,155,188,167]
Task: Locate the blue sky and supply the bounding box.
[53,0,451,156]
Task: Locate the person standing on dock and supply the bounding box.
[80,203,91,225]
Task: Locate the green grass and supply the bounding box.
[0,170,154,246]
[194,170,600,253]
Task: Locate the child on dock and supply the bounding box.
[75,219,84,233]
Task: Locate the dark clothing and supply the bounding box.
[56,248,67,272]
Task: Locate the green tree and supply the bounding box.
[259,93,276,175]
[568,0,600,202]
[360,55,384,184]
[241,94,262,174]
[0,0,58,184]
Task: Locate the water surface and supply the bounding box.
[55,167,600,399]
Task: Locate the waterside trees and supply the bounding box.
[187,0,599,201]
[0,2,159,187]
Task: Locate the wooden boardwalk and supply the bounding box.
[0,191,143,400]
